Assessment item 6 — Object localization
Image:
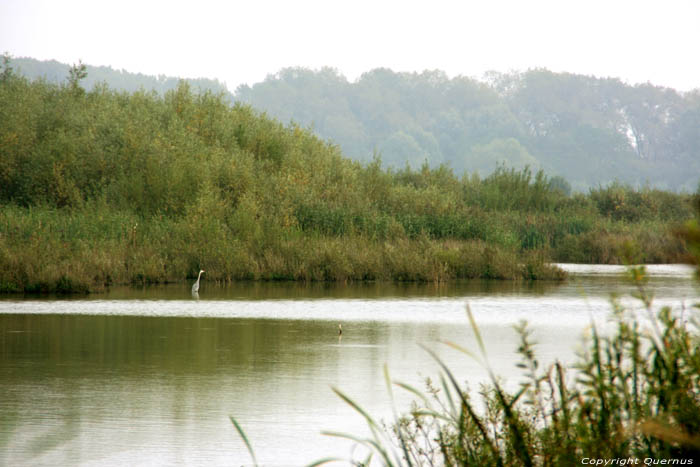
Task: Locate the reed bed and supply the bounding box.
[229,265,700,466]
[316,213,700,466]
[0,70,695,292]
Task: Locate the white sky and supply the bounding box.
[1,0,699,91]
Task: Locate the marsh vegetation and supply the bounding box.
[0,61,695,293]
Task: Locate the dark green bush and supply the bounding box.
[0,70,693,292]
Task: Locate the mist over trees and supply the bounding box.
[0,56,695,292]
[236,67,700,191]
[11,57,228,96]
[11,57,699,191]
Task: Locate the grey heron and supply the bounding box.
[192,270,205,294]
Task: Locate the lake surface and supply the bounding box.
[1,264,698,466]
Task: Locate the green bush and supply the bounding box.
[311,203,700,466]
[0,69,694,292]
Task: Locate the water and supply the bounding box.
[1,265,698,466]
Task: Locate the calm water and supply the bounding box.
[1,265,697,466]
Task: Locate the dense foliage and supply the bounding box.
[14,57,700,192]
[237,67,700,192]
[317,207,700,466]
[11,56,228,96]
[0,62,694,293]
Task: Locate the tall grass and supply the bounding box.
[0,70,695,292]
[311,268,700,466]
[226,265,700,466]
[224,204,700,466]
[321,203,700,464]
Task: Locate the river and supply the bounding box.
[0,264,697,466]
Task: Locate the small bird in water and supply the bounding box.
[192,269,205,295]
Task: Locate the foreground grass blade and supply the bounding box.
[331,387,381,432]
[466,304,487,359]
[465,304,533,466]
[439,373,457,419]
[322,430,391,465]
[328,388,396,465]
[442,339,480,363]
[230,415,258,467]
[306,456,345,467]
[394,381,431,407]
[384,364,414,467]
[421,343,502,463]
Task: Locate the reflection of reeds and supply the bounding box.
[302,271,700,466]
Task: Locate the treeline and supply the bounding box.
[9,56,228,96]
[14,57,700,192]
[237,67,700,192]
[0,64,695,292]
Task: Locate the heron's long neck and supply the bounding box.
[197,271,203,283]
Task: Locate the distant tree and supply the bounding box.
[1,52,13,82]
[379,130,429,168]
[147,64,700,191]
[68,60,87,93]
[549,175,572,196]
[467,138,540,175]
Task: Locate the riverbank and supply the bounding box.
[2,267,698,464]
[0,203,566,293]
[0,73,694,293]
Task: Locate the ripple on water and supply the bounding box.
[557,263,695,277]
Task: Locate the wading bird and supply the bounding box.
[338,324,342,336]
[192,270,205,294]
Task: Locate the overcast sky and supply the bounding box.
[2,0,699,91]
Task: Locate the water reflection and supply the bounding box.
[1,313,456,465]
[4,278,561,303]
[0,266,698,465]
[2,264,693,304]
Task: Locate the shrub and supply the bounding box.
[0,70,693,292]
[319,270,700,465]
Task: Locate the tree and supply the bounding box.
[68,60,87,93]
[1,52,13,82]
[549,175,571,196]
[467,138,540,175]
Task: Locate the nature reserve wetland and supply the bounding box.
[1,264,697,465]
[1,56,699,465]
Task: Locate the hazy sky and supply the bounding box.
[2,0,699,91]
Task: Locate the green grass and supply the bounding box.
[228,208,700,465]
[0,70,695,292]
[301,266,700,466]
[226,265,700,466]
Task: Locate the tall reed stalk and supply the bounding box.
[228,268,699,466]
[313,268,700,466]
